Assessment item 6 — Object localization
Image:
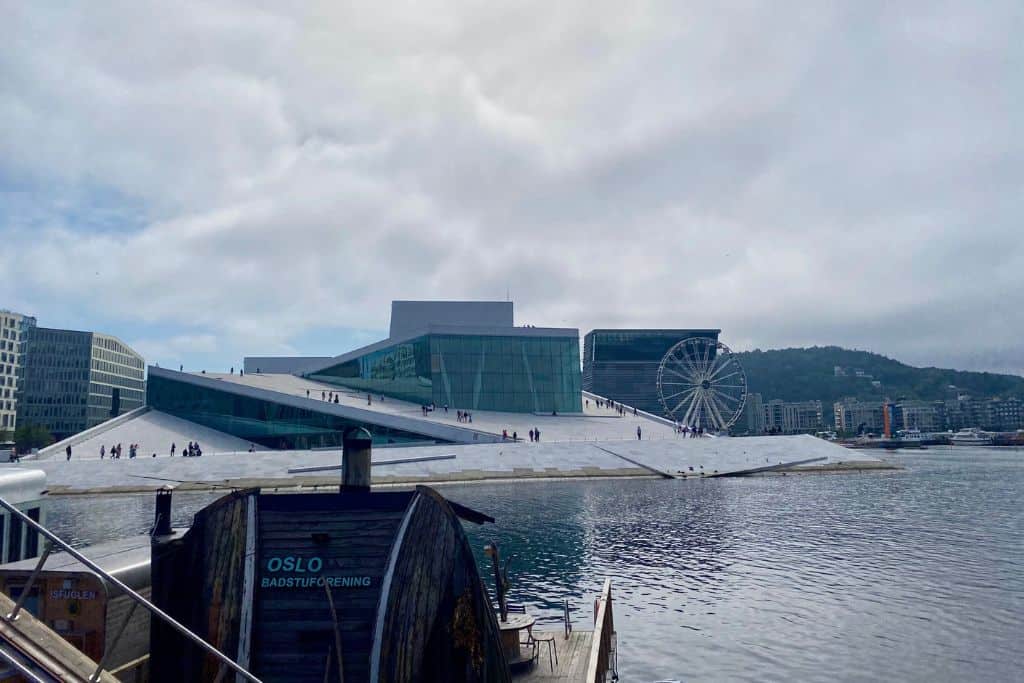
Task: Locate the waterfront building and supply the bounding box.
[944,396,985,431]
[582,328,720,415]
[894,400,941,432]
[738,392,765,434]
[765,399,823,434]
[833,398,885,435]
[147,301,582,449]
[301,301,581,414]
[990,397,1023,431]
[0,311,36,433]
[17,328,145,441]
[146,368,453,449]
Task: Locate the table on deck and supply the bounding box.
[497,613,536,667]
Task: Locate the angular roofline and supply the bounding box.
[390,299,512,305]
[147,366,502,444]
[31,327,144,358]
[300,324,579,376]
[585,328,721,335]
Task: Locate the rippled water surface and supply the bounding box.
[48,448,1023,681]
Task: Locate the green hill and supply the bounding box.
[736,346,1024,408]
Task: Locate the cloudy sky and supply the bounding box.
[2,1,1021,375]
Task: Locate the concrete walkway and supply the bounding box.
[21,434,883,495]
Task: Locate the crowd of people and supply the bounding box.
[587,396,713,438]
[179,441,204,457]
[98,443,149,459]
[587,397,638,417]
[92,440,206,459]
[499,427,542,442]
[674,424,709,438]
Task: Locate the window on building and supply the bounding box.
[25,508,40,558]
[7,514,22,563]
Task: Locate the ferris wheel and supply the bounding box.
[656,337,747,431]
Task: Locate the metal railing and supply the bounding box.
[0,494,261,683]
[586,578,617,683]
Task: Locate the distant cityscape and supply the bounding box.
[4,303,1022,450]
[738,387,1024,436]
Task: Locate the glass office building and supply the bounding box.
[17,328,145,440]
[147,373,441,449]
[306,332,582,414]
[583,329,720,415]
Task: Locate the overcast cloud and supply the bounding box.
[1,1,1021,374]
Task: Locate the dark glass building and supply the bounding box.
[17,328,145,440]
[147,372,440,449]
[582,329,720,415]
[299,301,582,414]
[306,330,581,414]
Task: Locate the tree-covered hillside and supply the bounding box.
[736,346,1024,407]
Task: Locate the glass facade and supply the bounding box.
[582,329,720,415]
[308,333,583,414]
[310,336,433,405]
[147,374,442,449]
[16,328,145,440]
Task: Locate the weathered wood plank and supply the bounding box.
[150,488,259,683]
[512,631,594,682]
[253,493,405,682]
[375,486,510,683]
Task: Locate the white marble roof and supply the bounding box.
[202,371,683,443]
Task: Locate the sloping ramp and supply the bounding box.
[593,434,866,478]
[33,409,267,461]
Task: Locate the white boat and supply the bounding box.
[849,429,924,449]
[0,467,48,563]
[950,428,994,446]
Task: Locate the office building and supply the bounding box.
[738,392,765,434]
[893,401,941,432]
[0,311,36,432]
[989,397,1023,431]
[834,398,885,435]
[582,329,720,415]
[17,328,145,441]
[765,399,823,434]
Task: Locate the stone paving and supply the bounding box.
[20,433,880,494]
[18,372,883,493]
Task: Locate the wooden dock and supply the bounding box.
[512,577,617,683]
[513,630,594,682]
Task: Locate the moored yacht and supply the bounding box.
[950,428,994,446]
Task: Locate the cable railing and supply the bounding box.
[0,495,261,683]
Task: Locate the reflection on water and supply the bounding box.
[47,448,1023,681]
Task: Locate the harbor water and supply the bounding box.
[47,447,1023,682]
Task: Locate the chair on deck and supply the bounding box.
[506,604,558,672]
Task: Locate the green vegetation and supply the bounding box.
[13,424,55,452]
[0,429,11,444]
[737,346,1024,407]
